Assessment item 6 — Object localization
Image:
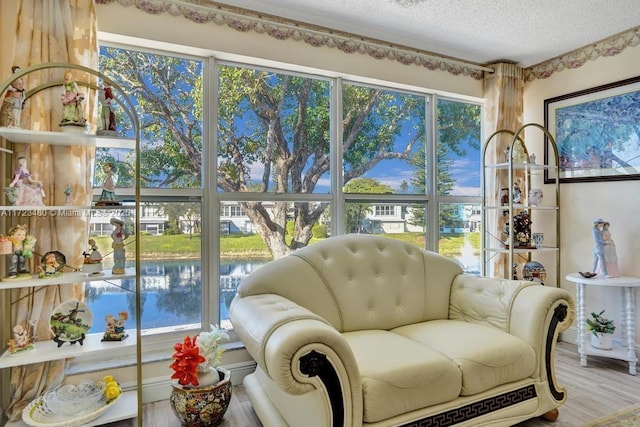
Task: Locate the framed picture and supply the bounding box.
[544,75,640,183]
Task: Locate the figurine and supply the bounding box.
[102,311,129,341]
[81,239,103,275]
[4,224,36,280]
[503,212,532,248]
[38,250,66,278]
[592,218,608,277]
[7,321,37,355]
[59,69,87,132]
[7,156,46,206]
[602,222,620,278]
[528,188,543,206]
[0,66,26,128]
[96,162,121,206]
[64,184,73,205]
[111,218,129,275]
[500,187,509,216]
[511,178,522,204]
[97,82,117,136]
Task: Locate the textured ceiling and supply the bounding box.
[215,0,640,67]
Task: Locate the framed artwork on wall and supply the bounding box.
[544,75,640,183]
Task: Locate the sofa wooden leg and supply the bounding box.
[541,408,559,422]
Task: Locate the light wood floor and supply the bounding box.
[110,341,640,426]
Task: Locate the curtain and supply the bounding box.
[483,63,524,279]
[6,0,97,420]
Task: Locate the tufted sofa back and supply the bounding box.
[236,234,463,332]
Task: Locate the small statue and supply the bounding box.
[97,82,117,136]
[81,239,103,275]
[0,66,26,128]
[7,156,46,206]
[528,188,543,206]
[59,69,88,132]
[602,221,620,278]
[95,162,121,206]
[102,311,129,341]
[38,250,66,278]
[111,218,129,275]
[503,212,532,248]
[511,178,522,204]
[591,218,608,277]
[500,187,509,216]
[7,321,37,354]
[3,224,36,280]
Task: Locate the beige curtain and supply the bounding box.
[7,0,97,420]
[483,63,524,279]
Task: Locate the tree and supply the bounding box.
[408,99,481,230]
[99,49,431,258]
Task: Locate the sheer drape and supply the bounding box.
[7,0,97,420]
[483,63,524,279]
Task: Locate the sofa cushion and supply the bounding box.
[343,330,461,423]
[393,320,536,396]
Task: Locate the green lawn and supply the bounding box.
[93,231,479,260]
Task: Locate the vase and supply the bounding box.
[169,367,232,427]
[590,332,613,350]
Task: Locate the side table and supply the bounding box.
[566,273,639,375]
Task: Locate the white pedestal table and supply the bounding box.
[565,273,639,375]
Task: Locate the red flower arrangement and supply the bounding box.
[169,335,206,387]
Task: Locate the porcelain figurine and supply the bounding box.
[96,162,121,206]
[602,222,620,278]
[97,83,117,136]
[111,218,129,275]
[59,70,88,132]
[82,239,103,275]
[8,321,37,355]
[7,156,46,206]
[592,218,607,277]
[102,311,129,341]
[38,251,66,278]
[528,188,543,206]
[0,66,26,128]
[4,224,36,280]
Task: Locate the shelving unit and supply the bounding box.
[0,63,141,427]
[481,123,561,286]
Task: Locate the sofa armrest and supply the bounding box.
[229,293,363,426]
[451,275,574,341]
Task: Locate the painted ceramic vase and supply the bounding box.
[169,367,232,427]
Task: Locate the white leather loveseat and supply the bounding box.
[229,234,574,426]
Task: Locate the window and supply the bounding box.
[374,205,396,216]
[221,204,246,217]
[96,42,482,339]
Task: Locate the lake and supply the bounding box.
[85,259,266,333]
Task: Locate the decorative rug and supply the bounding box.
[584,403,640,426]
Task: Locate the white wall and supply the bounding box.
[524,45,640,346]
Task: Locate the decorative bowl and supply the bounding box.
[42,380,105,416]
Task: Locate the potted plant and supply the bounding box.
[169,325,232,426]
[586,310,615,350]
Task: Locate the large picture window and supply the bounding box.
[95,42,481,338]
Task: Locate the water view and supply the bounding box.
[85,259,266,333]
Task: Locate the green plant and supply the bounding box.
[586,310,615,336]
